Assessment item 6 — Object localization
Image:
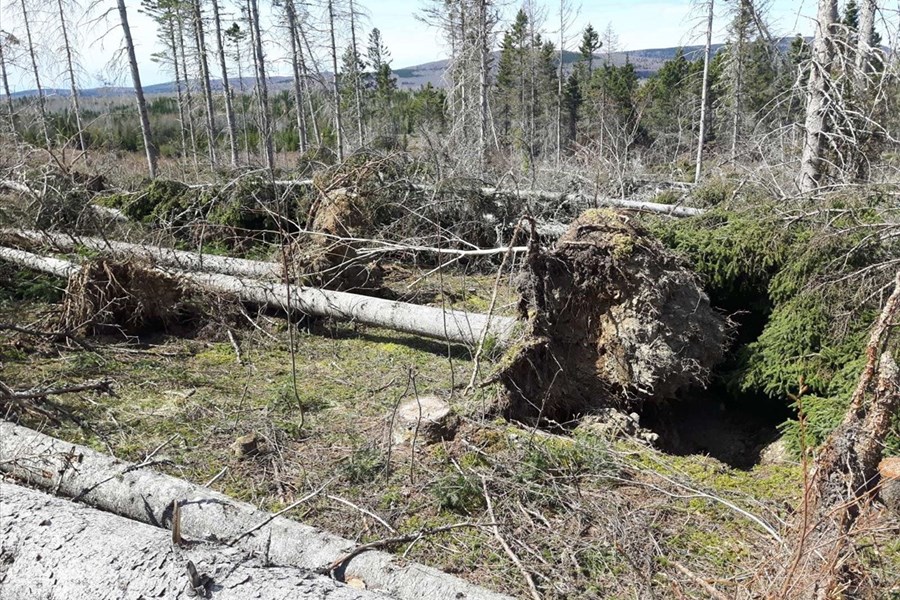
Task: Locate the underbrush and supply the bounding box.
[647,188,900,457]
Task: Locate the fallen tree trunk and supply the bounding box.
[0,422,513,600]
[0,481,387,600]
[5,229,280,279]
[3,228,529,278]
[411,183,705,217]
[0,246,518,347]
[0,179,127,223]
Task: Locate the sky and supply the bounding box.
[0,0,887,91]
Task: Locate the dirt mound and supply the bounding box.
[60,260,189,336]
[498,209,728,421]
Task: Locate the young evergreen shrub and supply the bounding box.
[649,195,899,457]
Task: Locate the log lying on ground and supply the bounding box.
[0,422,513,600]
[2,228,529,279]
[496,209,728,420]
[0,246,518,347]
[4,229,280,279]
[412,183,705,217]
[0,480,384,599]
[0,481,387,600]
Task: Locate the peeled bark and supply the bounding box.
[0,422,513,600]
[0,481,387,600]
[0,245,517,348]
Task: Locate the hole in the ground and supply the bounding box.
[643,387,792,470]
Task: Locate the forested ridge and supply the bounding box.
[0,0,898,598]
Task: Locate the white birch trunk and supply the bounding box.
[0,422,513,600]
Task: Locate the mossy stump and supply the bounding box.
[497,209,728,421]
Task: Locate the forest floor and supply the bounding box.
[5,262,898,599]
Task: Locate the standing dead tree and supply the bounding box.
[799,0,838,193]
[118,0,158,178]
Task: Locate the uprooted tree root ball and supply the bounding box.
[497,209,729,422]
[276,187,384,292]
[60,259,194,336]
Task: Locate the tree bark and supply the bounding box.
[799,0,838,194]
[118,0,158,179]
[210,0,239,166]
[327,0,344,161]
[349,0,365,147]
[0,481,387,600]
[778,271,900,598]
[0,245,517,348]
[19,0,52,153]
[412,184,704,217]
[694,0,714,184]
[0,36,17,151]
[192,0,218,166]
[55,0,87,160]
[248,0,274,170]
[285,0,309,153]
[0,422,513,600]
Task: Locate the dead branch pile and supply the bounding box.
[59,259,191,336]
[497,209,728,421]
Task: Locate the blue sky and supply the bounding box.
[0,0,847,90]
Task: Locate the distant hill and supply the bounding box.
[7,40,808,99]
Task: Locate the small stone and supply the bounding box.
[345,576,367,589]
[391,395,458,446]
[878,456,900,516]
[759,439,791,466]
[231,433,263,458]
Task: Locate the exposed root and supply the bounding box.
[497,209,728,421]
[60,259,191,336]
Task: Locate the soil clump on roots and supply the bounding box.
[279,187,383,292]
[60,260,193,336]
[498,209,728,422]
